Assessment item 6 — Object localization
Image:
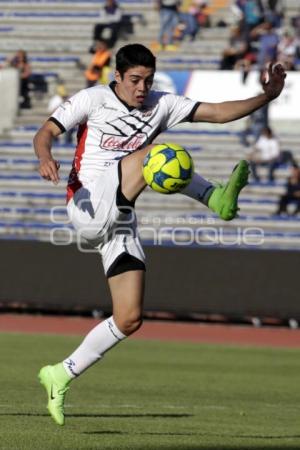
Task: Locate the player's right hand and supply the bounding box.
[38,157,60,184]
[262,62,286,100]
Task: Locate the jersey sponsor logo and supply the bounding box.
[139,105,155,117]
[101,132,147,151]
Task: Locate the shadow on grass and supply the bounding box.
[156,447,300,450]
[3,413,300,449]
[0,412,192,419]
[69,413,193,419]
[83,430,300,439]
[80,438,300,450]
[83,431,199,436]
[82,430,300,450]
[132,447,300,450]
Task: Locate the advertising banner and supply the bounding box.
[154,70,300,120]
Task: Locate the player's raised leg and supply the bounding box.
[121,144,250,221]
[182,159,250,221]
[121,144,214,207]
[120,145,151,202]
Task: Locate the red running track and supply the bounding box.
[1,314,300,348]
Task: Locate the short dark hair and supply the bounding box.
[115,44,156,77]
[262,126,273,137]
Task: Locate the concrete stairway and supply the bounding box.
[0,0,300,250]
[1,121,300,249]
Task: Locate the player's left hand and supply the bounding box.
[262,63,286,100]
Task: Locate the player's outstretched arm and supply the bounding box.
[33,120,62,185]
[193,63,286,124]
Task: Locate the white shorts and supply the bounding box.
[67,161,145,276]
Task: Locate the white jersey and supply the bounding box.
[255,135,280,161]
[51,82,200,202]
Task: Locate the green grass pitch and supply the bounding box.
[1,332,300,450]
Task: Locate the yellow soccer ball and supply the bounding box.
[142,143,194,194]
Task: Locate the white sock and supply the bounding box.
[181,172,214,205]
[63,316,126,378]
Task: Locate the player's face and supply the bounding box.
[114,66,155,108]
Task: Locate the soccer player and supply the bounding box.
[34,44,285,426]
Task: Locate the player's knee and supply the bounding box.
[124,316,143,335]
[118,314,143,336]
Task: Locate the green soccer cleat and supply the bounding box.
[208,160,250,221]
[38,364,71,426]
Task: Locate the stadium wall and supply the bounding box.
[0,240,298,322]
[0,68,18,133]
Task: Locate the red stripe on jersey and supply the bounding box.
[66,123,88,203]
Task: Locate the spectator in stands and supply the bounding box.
[248,126,297,182]
[156,0,180,50]
[220,25,248,70]
[240,70,269,146]
[291,9,300,38]
[85,40,111,88]
[93,0,122,48]
[7,50,31,109]
[192,0,211,28]
[277,30,298,71]
[175,4,201,42]
[235,0,264,38]
[251,21,279,69]
[248,126,280,182]
[241,103,269,147]
[274,166,300,216]
[231,0,244,24]
[179,0,210,41]
[269,148,298,180]
[291,10,300,61]
[262,0,284,28]
[223,5,258,80]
